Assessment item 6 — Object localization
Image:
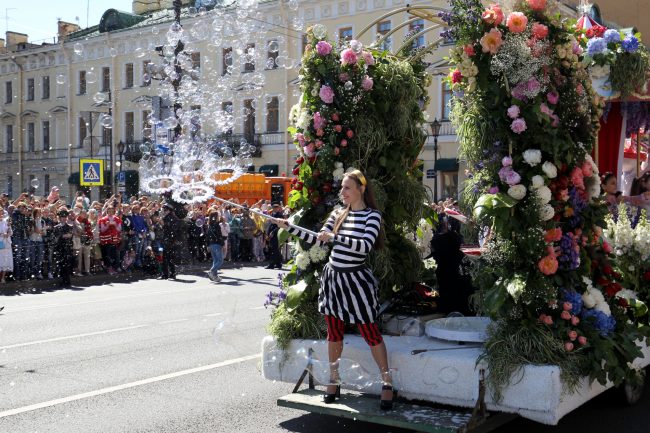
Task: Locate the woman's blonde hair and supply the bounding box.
[332,170,384,250]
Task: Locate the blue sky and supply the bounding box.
[4,0,134,44]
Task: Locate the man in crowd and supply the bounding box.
[53,208,74,287]
[160,203,180,280]
[265,202,284,269]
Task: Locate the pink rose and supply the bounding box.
[538,254,559,275]
[315,40,332,56]
[463,44,475,56]
[303,143,316,157]
[346,130,354,139]
[295,133,306,146]
[542,315,553,325]
[563,302,572,311]
[551,114,560,127]
[571,315,580,326]
[502,156,513,167]
[581,160,593,177]
[507,12,528,34]
[546,91,559,105]
[340,48,358,66]
[451,69,463,84]
[313,112,327,130]
[505,170,521,186]
[564,342,574,352]
[316,128,324,137]
[482,5,504,26]
[480,28,504,54]
[578,336,587,345]
[361,76,374,91]
[560,310,571,320]
[362,51,375,65]
[340,139,348,147]
[319,85,335,104]
[540,103,553,116]
[334,125,342,133]
[570,167,585,190]
[507,105,520,119]
[510,118,527,134]
[331,113,340,122]
[315,140,323,148]
[568,330,577,341]
[532,23,549,39]
[527,0,546,11]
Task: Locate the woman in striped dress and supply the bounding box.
[275,170,395,410]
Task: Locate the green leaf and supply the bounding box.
[285,280,308,312]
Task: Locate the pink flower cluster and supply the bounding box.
[506,12,528,33]
[340,48,358,66]
[480,28,503,54]
[481,4,504,26]
[313,112,327,130]
[361,75,374,91]
[319,85,335,104]
[499,165,521,185]
[316,41,332,56]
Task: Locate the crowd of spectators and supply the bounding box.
[0,186,290,287]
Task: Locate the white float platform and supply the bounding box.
[261,335,650,425]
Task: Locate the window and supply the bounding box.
[442,82,453,120]
[5,125,13,153]
[43,121,50,151]
[243,99,255,143]
[142,60,151,86]
[44,174,50,193]
[102,125,112,147]
[339,27,353,45]
[191,52,201,71]
[125,63,134,88]
[243,44,255,72]
[29,175,35,192]
[142,110,151,132]
[124,112,134,143]
[79,70,87,95]
[42,76,50,99]
[377,20,392,51]
[27,78,35,101]
[266,96,279,132]
[441,171,459,201]
[27,122,35,152]
[5,81,12,103]
[101,67,110,92]
[222,47,232,75]
[79,117,87,148]
[409,18,425,49]
[266,40,278,69]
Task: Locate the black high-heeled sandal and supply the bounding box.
[379,384,397,411]
[323,385,341,404]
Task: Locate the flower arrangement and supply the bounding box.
[268,25,436,348]
[577,23,650,99]
[445,0,649,396]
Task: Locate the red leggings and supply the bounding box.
[325,315,383,347]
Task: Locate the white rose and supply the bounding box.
[582,291,596,309]
[523,149,542,167]
[590,287,605,305]
[539,204,555,221]
[295,252,311,270]
[536,186,552,204]
[508,184,527,200]
[595,301,611,316]
[615,289,638,301]
[542,161,558,179]
[531,175,545,189]
[333,168,345,181]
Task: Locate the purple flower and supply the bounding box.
[561,289,584,315]
[313,112,326,130]
[502,156,513,167]
[319,85,335,104]
[505,170,521,186]
[316,40,332,56]
[621,36,639,53]
[488,186,499,194]
[540,103,553,116]
[526,78,541,94]
[507,105,520,119]
[546,90,559,105]
[340,48,358,65]
[587,37,607,55]
[582,309,616,336]
[603,29,621,43]
[361,75,374,91]
[510,118,527,134]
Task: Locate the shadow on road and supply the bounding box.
[279,413,411,433]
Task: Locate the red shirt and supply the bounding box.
[98,214,122,245]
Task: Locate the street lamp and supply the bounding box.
[429,118,441,203]
[117,140,125,194]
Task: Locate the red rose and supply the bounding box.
[296,156,304,164]
[346,130,354,139]
[294,183,303,191]
[644,270,650,281]
[331,113,340,122]
[602,264,613,275]
[451,69,463,84]
[292,167,300,175]
[605,282,622,298]
[340,139,348,147]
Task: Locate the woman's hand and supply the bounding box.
[317,231,334,243]
[273,218,289,229]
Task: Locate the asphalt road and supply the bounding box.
[0,266,648,433]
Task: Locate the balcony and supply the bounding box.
[438,120,456,136]
[123,141,144,163]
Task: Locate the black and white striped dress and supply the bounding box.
[288,208,381,324]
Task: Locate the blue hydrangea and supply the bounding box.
[582,309,617,336]
[561,289,583,315]
[621,36,639,53]
[603,29,621,44]
[587,37,608,56]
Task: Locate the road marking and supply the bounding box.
[0,325,149,350]
[8,287,207,313]
[158,318,189,324]
[203,313,224,317]
[0,353,260,419]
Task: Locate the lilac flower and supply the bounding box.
[507,105,520,119]
[587,37,607,56]
[603,29,621,43]
[502,156,513,167]
[511,118,527,134]
[621,36,639,53]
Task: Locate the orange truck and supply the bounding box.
[212,173,293,206]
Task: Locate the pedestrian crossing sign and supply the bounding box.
[79,159,104,186]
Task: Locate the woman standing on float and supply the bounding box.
[275,169,395,410]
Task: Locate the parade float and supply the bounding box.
[261,1,650,431]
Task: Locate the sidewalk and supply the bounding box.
[0,260,271,295]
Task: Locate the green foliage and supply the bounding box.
[267,301,327,351]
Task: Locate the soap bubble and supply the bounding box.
[350,40,363,54]
[74,42,83,55]
[56,74,66,85]
[110,47,118,57]
[99,114,113,129]
[267,40,279,53]
[86,70,97,84]
[312,24,327,40]
[344,81,353,91]
[30,178,39,189]
[288,0,299,10]
[93,92,107,104]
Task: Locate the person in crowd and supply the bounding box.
[160,202,181,280]
[88,209,103,273]
[0,207,13,284]
[53,208,74,287]
[29,208,46,279]
[239,205,256,262]
[11,200,32,281]
[150,211,164,265]
[187,211,207,263]
[252,203,267,263]
[265,202,284,270]
[99,207,122,275]
[274,169,395,410]
[228,209,242,262]
[121,248,136,273]
[42,207,56,279]
[219,211,231,261]
[628,172,650,212]
[70,209,82,274]
[47,186,60,204]
[601,172,622,213]
[142,246,159,277]
[206,209,226,282]
[130,203,149,268]
[76,209,93,276]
